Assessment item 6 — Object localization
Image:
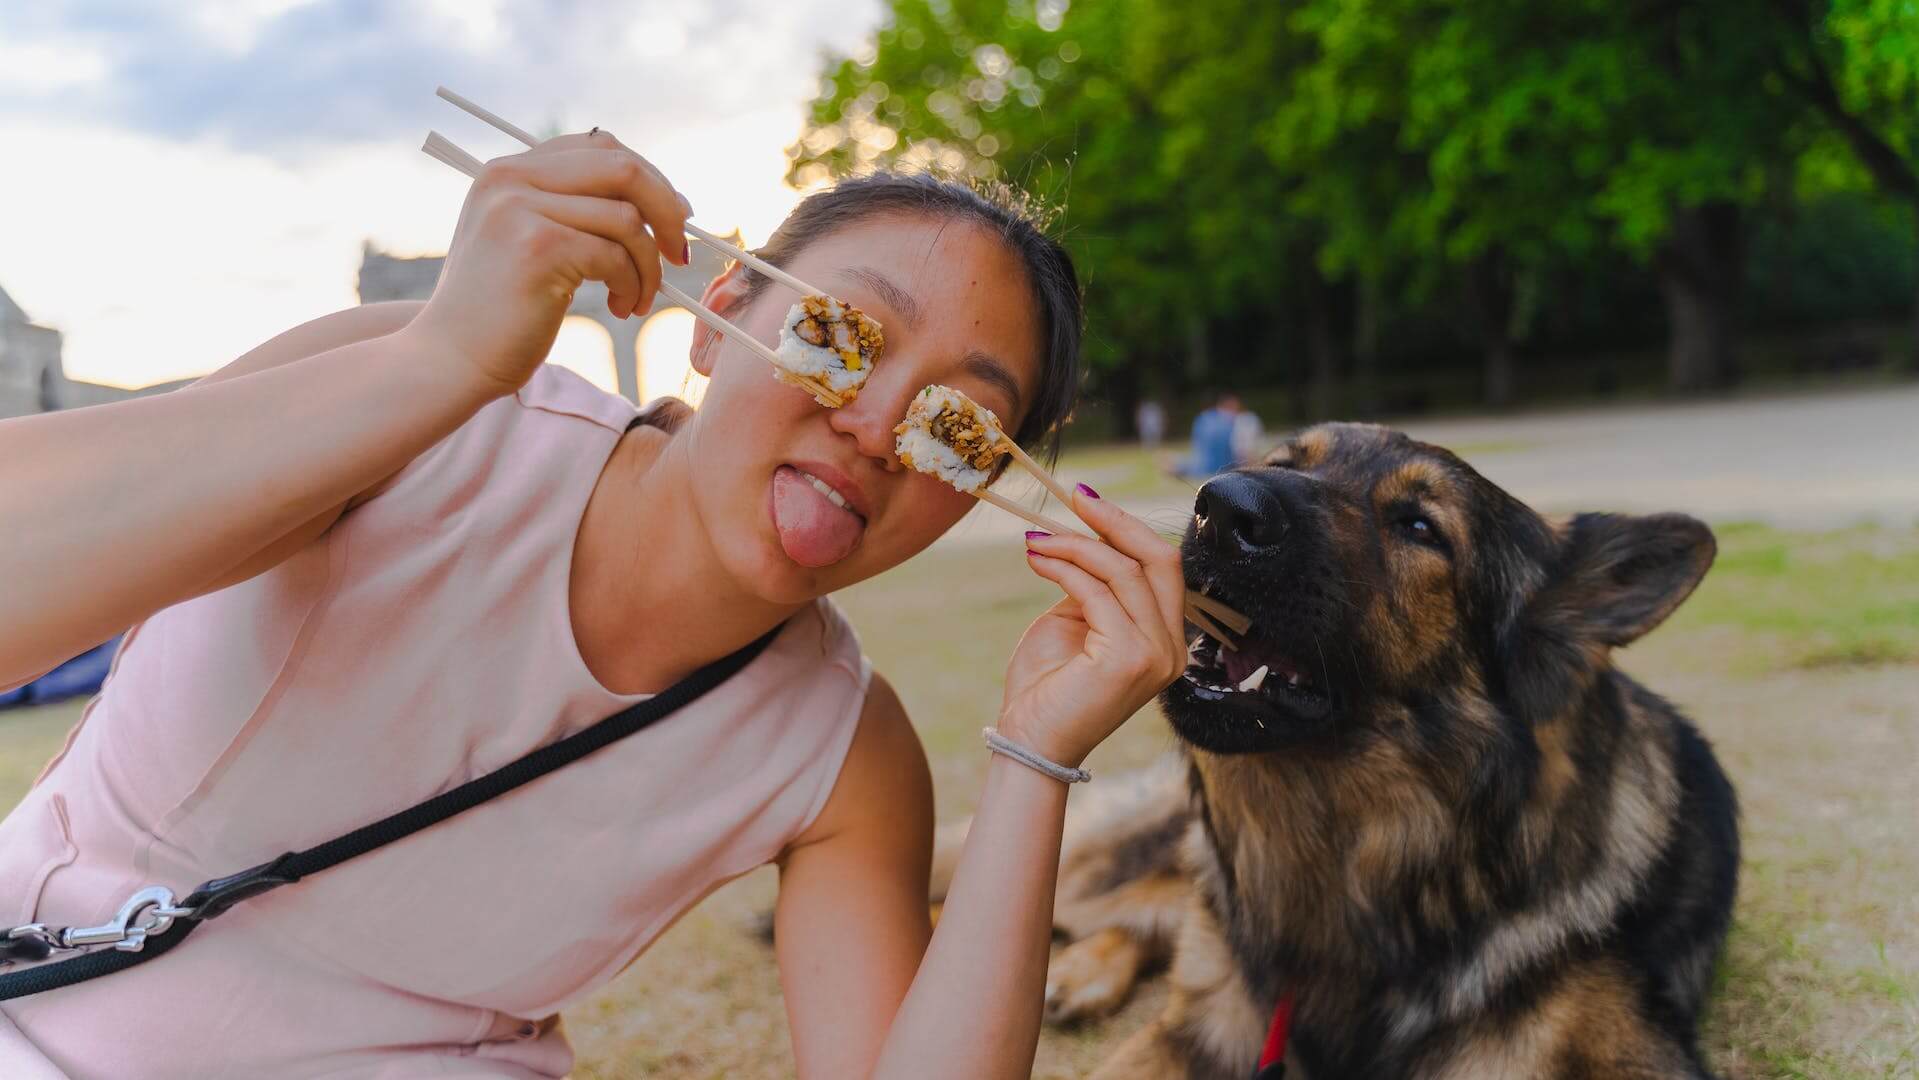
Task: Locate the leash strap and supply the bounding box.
[0,622,783,1001]
[1251,991,1295,1080]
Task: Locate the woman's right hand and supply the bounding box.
[406,130,694,398]
[996,487,1189,769]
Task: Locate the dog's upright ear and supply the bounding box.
[1536,512,1717,647]
[1501,513,1715,719]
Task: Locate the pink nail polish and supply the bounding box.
[1076,483,1101,500]
[681,240,691,264]
[1025,530,1051,540]
[1026,549,1043,558]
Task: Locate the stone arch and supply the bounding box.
[550,315,619,393]
[353,236,741,402]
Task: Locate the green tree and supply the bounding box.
[789,0,1198,423]
[792,0,1903,419]
[1772,0,1919,354]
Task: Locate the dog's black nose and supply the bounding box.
[1195,473,1287,553]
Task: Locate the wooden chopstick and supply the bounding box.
[975,491,1084,537]
[422,131,484,177]
[428,100,1251,646]
[1185,589,1253,635]
[683,223,825,297]
[998,439,1081,515]
[1187,607,1239,651]
[976,487,1243,648]
[418,131,844,408]
[653,281,843,407]
[434,87,830,300]
[434,86,539,147]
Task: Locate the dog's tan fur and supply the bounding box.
[931,423,1739,1079]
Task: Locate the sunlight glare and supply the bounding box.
[547,317,618,394]
[638,308,705,407]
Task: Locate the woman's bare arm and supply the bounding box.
[0,320,495,687]
[188,301,426,591]
[777,490,1189,1080]
[0,126,694,688]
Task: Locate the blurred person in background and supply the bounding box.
[1229,393,1265,464]
[1169,390,1239,479]
[1134,396,1166,449]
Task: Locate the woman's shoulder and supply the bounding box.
[512,364,640,434]
[353,365,636,509]
[800,595,866,676]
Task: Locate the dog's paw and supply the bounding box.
[1044,928,1144,1024]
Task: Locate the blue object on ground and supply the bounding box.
[0,636,121,711]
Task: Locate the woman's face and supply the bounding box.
[682,214,1046,605]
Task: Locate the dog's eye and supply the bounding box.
[1397,513,1445,549]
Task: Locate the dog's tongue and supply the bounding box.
[1223,641,1306,688]
[772,465,864,568]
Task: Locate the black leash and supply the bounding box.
[0,621,782,1001]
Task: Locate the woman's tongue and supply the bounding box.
[772,466,864,568]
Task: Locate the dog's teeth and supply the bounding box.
[1188,636,1205,655]
[1238,665,1269,692]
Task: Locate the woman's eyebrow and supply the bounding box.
[963,349,1024,417]
[833,265,1024,415]
[834,266,924,331]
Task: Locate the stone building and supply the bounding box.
[0,283,183,419]
[357,234,738,403]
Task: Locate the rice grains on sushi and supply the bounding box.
[894,385,1008,492]
[775,294,884,403]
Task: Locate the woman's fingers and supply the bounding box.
[1069,486,1187,654]
[538,129,689,218]
[1024,532,1171,656]
[1024,551,1131,644]
[1024,550,1177,690]
[523,191,661,317]
[483,145,689,270]
[547,228,644,318]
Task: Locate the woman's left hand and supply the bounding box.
[997,486,1189,768]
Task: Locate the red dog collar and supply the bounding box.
[1252,992,1295,1080]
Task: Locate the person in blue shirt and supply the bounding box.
[1171,392,1242,479]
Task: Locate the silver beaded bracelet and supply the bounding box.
[982,727,1091,784]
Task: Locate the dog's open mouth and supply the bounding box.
[1180,627,1334,724]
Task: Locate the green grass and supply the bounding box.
[1661,522,1919,674]
[2,513,1914,1078]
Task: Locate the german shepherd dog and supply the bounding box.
[931,422,1740,1079]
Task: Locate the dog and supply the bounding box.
[931,422,1740,1079]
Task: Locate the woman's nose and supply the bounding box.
[827,371,912,471]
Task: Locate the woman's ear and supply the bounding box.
[689,262,754,378]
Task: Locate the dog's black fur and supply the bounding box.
[1067,422,1740,1079]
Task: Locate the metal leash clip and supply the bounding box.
[0,886,193,966]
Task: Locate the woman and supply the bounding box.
[0,132,1187,1077]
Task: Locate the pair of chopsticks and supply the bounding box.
[428,92,1079,541]
[426,88,846,406]
[964,462,1250,647]
[425,90,1249,648]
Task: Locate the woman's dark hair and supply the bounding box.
[732,170,1083,458]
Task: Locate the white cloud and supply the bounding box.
[183,0,325,54]
[0,39,112,93]
[0,1,882,389]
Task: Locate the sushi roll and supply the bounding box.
[894,384,1008,492]
[775,294,885,403]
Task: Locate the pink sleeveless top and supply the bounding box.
[0,365,870,1078]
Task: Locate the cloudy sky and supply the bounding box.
[0,1,882,391]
